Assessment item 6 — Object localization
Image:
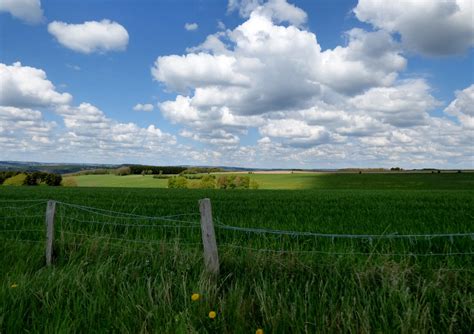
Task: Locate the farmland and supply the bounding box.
[1,174,473,333]
[66,171,474,189]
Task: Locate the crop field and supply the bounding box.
[67,172,474,190]
[1,174,473,333]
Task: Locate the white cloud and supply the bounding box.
[349,79,441,127]
[0,0,43,24]
[0,106,56,150]
[184,22,198,31]
[0,62,187,164]
[152,53,250,92]
[153,5,409,149]
[445,84,474,129]
[0,62,72,108]
[48,20,129,54]
[150,2,472,168]
[228,0,307,27]
[354,0,474,56]
[133,103,154,112]
[318,28,406,94]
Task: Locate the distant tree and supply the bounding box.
[234,175,250,189]
[217,176,229,189]
[199,175,216,189]
[23,174,38,186]
[115,166,131,176]
[45,174,62,186]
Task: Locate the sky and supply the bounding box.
[0,0,473,169]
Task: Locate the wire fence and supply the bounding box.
[1,199,473,260]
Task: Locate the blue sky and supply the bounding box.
[0,0,473,168]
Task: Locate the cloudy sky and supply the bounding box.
[0,0,473,168]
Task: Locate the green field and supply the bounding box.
[1,174,473,333]
[68,172,474,190]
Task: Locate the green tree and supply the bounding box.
[168,176,188,189]
[199,175,216,189]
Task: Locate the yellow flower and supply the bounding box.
[191,293,200,301]
[256,329,264,334]
[208,311,217,319]
[10,284,18,288]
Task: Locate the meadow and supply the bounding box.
[67,171,474,190]
[1,173,473,333]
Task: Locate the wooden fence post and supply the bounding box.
[45,200,56,266]
[199,198,219,275]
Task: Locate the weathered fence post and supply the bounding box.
[199,198,219,275]
[45,200,56,266]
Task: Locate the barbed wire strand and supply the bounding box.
[58,230,201,246]
[216,224,474,240]
[59,216,200,229]
[220,243,474,257]
[0,215,45,220]
[0,237,43,244]
[0,202,47,211]
[0,199,48,203]
[57,202,200,224]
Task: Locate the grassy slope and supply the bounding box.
[1,177,473,333]
[71,174,168,188]
[68,172,474,190]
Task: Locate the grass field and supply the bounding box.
[67,172,474,190]
[1,174,473,333]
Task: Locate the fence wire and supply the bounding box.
[0,199,473,259]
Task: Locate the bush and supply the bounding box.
[168,176,188,189]
[199,175,216,189]
[234,176,250,189]
[62,177,78,187]
[3,173,27,186]
[216,175,252,189]
[250,180,259,189]
[217,175,229,189]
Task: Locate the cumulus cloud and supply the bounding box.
[149,2,472,168]
[349,79,441,127]
[184,22,198,31]
[0,62,188,164]
[133,103,154,112]
[152,4,407,148]
[228,0,307,27]
[354,0,474,56]
[48,20,129,54]
[0,106,56,151]
[445,84,474,129]
[0,0,43,24]
[0,62,72,108]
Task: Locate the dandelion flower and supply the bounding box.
[10,284,18,288]
[208,311,217,319]
[191,293,200,301]
[256,329,264,334]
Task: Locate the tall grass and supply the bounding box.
[1,184,473,333]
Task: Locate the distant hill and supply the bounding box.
[0,161,119,174]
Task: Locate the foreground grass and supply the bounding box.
[1,186,473,332]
